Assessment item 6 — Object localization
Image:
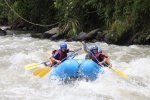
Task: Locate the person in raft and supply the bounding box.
[45,42,81,67]
[82,41,112,68]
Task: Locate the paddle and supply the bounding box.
[83,43,128,79]
[25,61,48,70]
[33,68,45,76]
[35,48,81,78]
[111,68,128,79]
[39,67,52,78]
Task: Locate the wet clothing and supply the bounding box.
[51,49,69,65]
[85,50,108,60]
[85,51,109,67]
[52,49,69,59]
[90,52,107,63]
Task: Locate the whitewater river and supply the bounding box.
[0,32,150,100]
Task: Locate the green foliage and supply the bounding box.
[111,20,128,37]
[130,0,150,27]
[110,0,150,35]
[7,1,20,24]
[64,18,80,37]
[5,0,57,26]
[0,0,8,18]
[54,0,81,37]
[1,0,150,38]
[103,4,112,28]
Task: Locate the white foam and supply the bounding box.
[0,36,150,100]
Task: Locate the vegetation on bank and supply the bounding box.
[0,0,150,45]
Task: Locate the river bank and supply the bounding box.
[0,25,150,45]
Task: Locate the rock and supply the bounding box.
[92,39,97,43]
[22,26,27,31]
[0,29,7,36]
[31,33,44,38]
[145,34,150,44]
[76,32,87,40]
[51,33,65,40]
[95,31,106,41]
[43,33,52,39]
[0,26,11,30]
[66,38,74,42]
[44,27,60,35]
[11,24,25,30]
[44,27,63,39]
[84,28,100,41]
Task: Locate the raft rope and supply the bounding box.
[4,0,59,27]
[75,59,84,68]
[74,59,89,81]
[75,60,86,73]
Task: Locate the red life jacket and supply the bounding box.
[52,49,68,60]
[100,53,108,58]
[91,52,107,63]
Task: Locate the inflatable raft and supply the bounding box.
[49,59,104,81]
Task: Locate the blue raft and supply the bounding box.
[49,59,104,81]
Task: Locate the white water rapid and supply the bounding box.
[0,33,150,100]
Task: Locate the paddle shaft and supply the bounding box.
[84,44,103,66]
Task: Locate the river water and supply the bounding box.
[0,32,150,100]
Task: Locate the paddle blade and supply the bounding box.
[111,68,128,79]
[25,63,40,70]
[39,67,52,78]
[33,68,46,76]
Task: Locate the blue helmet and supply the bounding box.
[98,49,102,53]
[91,45,98,51]
[60,42,67,49]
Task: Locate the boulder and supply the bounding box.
[76,32,87,40]
[11,24,25,30]
[0,28,7,36]
[0,26,11,30]
[51,33,65,40]
[145,34,150,45]
[31,33,44,38]
[44,27,62,38]
[66,38,74,42]
[44,27,59,34]
[95,31,106,41]
[84,28,100,41]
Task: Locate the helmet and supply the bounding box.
[91,45,98,51]
[60,42,67,49]
[98,49,102,53]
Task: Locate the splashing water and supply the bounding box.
[0,34,150,100]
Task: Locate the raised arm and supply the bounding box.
[82,41,89,53]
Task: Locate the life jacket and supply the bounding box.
[51,49,68,65]
[91,52,108,63]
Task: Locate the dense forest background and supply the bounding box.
[0,0,150,45]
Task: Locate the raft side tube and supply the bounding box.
[49,59,85,80]
[79,60,104,81]
[49,59,104,81]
